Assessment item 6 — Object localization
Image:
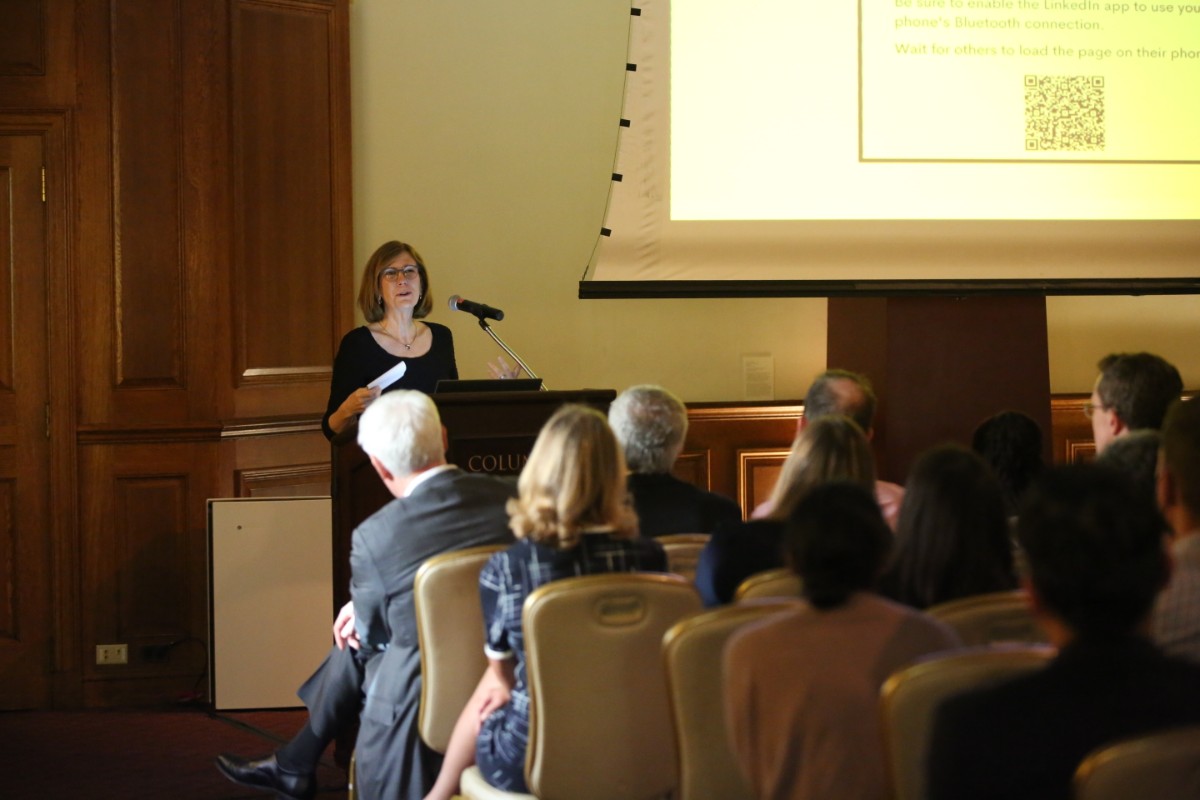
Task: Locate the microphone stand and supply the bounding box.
[476,316,546,390]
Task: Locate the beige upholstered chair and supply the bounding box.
[880,644,1055,800]
[733,567,802,602]
[460,572,703,800]
[662,602,796,800]
[413,543,506,753]
[926,590,1049,646]
[1073,725,1200,800]
[657,533,710,582]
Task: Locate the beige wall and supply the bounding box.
[350,1,1197,402]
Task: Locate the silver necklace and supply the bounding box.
[381,323,419,350]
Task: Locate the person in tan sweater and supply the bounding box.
[724,482,960,800]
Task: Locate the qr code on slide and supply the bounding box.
[1024,75,1105,152]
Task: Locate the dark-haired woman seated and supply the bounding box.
[880,444,1018,610]
[971,410,1045,518]
[724,482,961,800]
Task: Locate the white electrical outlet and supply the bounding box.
[96,644,128,665]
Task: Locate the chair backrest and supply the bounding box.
[1073,725,1200,800]
[413,544,506,753]
[880,644,1055,800]
[734,567,802,602]
[657,533,710,582]
[522,573,703,800]
[662,602,796,800]
[925,590,1048,646]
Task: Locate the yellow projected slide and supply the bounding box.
[670,2,1200,221]
[864,0,1200,161]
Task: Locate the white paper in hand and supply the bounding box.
[368,361,407,391]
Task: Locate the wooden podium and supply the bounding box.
[329,389,616,607]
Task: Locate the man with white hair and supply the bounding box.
[608,384,742,537]
[218,391,514,800]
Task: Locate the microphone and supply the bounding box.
[448,295,504,322]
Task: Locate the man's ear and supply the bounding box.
[1109,410,1130,439]
[368,454,395,484]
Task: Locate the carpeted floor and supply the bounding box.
[0,707,348,799]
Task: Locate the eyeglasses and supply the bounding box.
[1082,401,1108,419]
[381,266,420,283]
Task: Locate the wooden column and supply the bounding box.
[827,297,1053,483]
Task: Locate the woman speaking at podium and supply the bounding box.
[321,240,458,439]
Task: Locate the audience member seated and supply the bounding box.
[1087,351,1182,454]
[1096,429,1163,509]
[724,482,961,800]
[695,415,875,606]
[423,404,667,799]
[880,444,1017,610]
[926,464,1200,800]
[216,391,514,800]
[972,410,1045,518]
[1153,398,1200,663]
[754,369,904,528]
[608,384,742,537]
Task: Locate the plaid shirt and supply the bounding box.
[479,531,667,719]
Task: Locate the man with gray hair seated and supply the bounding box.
[217,391,514,800]
[608,384,742,537]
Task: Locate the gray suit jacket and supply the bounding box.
[349,466,515,800]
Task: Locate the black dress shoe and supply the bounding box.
[215,752,316,800]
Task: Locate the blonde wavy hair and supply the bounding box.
[508,404,638,548]
[767,415,876,520]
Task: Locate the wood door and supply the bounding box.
[0,131,52,708]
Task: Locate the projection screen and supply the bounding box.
[581,0,1200,297]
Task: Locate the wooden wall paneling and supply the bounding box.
[672,451,711,493]
[0,1,76,106]
[0,0,351,708]
[0,480,14,637]
[73,0,118,424]
[0,0,46,77]
[180,0,229,423]
[681,403,802,518]
[736,449,791,520]
[229,0,352,419]
[76,0,226,426]
[220,418,331,498]
[1051,394,1097,465]
[78,439,219,707]
[110,0,186,394]
[0,114,72,709]
[0,129,51,708]
[77,0,224,425]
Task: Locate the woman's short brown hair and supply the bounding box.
[507,405,638,548]
[356,240,433,322]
